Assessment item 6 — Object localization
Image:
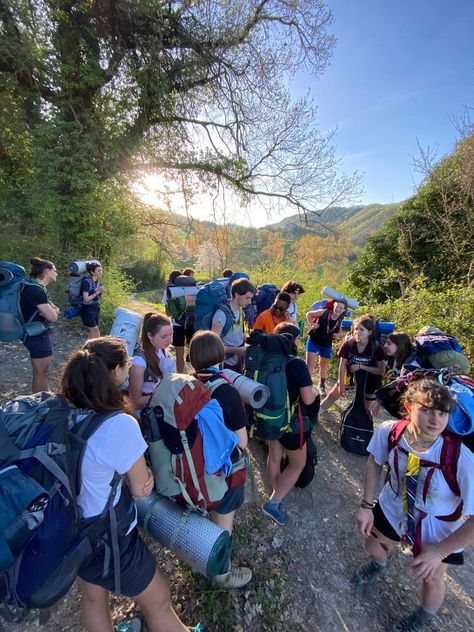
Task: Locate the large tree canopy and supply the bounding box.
[1,0,357,254]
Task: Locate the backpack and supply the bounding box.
[0,261,51,341]
[0,393,128,612]
[386,418,465,554]
[246,284,280,328]
[194,280,234,336]
[225,272,250,298]
[165,276,199,326]
[415,331,470,373]
[145,374,245,514]
[244,331,312,443]
[280,434,318,489]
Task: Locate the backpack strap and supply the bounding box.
[439,432,461,497]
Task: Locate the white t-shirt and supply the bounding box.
[77,413,147,530]
[212,307,244,367]
[369,420,474,549]
[132,348,176,396]
[288,302,297,324]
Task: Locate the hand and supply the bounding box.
[96,286,105,295]
[356,508,374,537]
[337,382,346,397]
[141,468,154,496]
[349,363,360,374]
[236,345,247,357]
[410,544,444,581]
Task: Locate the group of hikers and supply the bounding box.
[1,257,473,632]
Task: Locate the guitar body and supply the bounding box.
[339,370,374,456]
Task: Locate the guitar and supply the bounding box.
[339,369,373,456]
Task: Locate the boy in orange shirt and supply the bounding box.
[253,292,291,333]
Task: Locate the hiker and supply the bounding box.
[182,268,195,277]
[128,312,176,414]
[280,281,305,324]
[61,337,200,632]
[320,315,385,416]
[211,277,256,372]
[261,323,319,526]
[305,299,346,394]
[222,269,233,278]
[189,330,252,588]
[169,269,196,373]
[20,257,59,392]
[252,291,292,334]
[351,377,474,632]
[384,332,419,379]
[80,261,105,339]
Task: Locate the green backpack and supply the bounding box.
[245,331,311,441]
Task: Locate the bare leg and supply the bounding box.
[87,326,100,340]
[319,356,329,380]
[320,384,340,411]
[31,356,52,393]
[364,527,398,564]
[134,569,188,632]
[267,440,284,491]
[212,510,235,535]
[306,350,317,377]
[174,345,185,373]
[420,564,447,614]
[79,579,113,632]
[272,443,307,502]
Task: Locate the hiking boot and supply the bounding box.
[391,609,433,632]
[350,560,385,590]
[214,564,252,588]
[262,501,289,526]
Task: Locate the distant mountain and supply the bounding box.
[265,202,402,244]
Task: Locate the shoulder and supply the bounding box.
[212,308,227,323]
[287,357,312,385]
[338,339,350,356]
[132,352,146,369]
[23,282,47,301]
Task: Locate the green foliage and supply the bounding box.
[359,280,474,364]
[98,265,136,330]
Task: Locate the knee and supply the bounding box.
[365,534,389,560]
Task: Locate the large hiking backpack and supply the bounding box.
[225,271,250,298]
[0,262,52,342]
[245,331,311,443]
[414,329,470,373]
[165,275,199,327]
[145,374,244,514]
[246,284,280,328]
[194,281,234,335]
[0,393,125,612]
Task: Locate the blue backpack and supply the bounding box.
[245,284,279,328]
[195,281,234,336]
[0,393,130,615]
[0,262,51,342]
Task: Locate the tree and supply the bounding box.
[195,240,220,278]
[1,0,358,256]
[261,232,286,262]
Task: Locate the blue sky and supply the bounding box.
[307,0,474,206]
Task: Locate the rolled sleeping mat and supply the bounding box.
[321,287,359,310]
[135,492,232,578]
[110,308,142,358]
[167,284,201,300]
[68,260,99,274]
[221,369,270,409]
[341,319,395,335]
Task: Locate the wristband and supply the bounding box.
[360,499,375,509]
[432,545,445,561]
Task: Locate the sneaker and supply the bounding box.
[262,501,289,526]
[214,564,252,588]
[350,560,385,590]
[115,617,143,632]
[189,624,205,632]
[391,610,433,632]
[318,382,327,396]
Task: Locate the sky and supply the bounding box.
[140,1,474,227]
[306,0,474,206]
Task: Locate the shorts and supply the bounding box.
[279,430,311,451]
[172,323,194,347]
[364,373,382,400]
[23,330,53,359]
[214,483,245,514]
[79,526,156,596]
[81,304,100,328]
[305,339,332,359]
[373,503,464,565]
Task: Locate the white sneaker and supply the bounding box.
[214,564,252,588]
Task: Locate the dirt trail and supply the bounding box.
[0,322,473,631]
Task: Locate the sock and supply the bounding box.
[416,607,434,622]
[372,560,386,569]
[320,378,326,386]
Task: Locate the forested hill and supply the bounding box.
[265,202,401,243]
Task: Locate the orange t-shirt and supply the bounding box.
[253,308,291,333]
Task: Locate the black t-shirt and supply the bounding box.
[196,372,247,432]
[80,277,100,305]
[286,357,320,419]
[310,309,342,348]
[338,338,385,367]
[19,283,48,324]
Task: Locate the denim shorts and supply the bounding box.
[23,330,53,359]
[305,339,332,358]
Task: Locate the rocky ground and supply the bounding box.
[1,320,473,631]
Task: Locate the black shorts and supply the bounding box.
[81,304,100,328]
[172,324,194,347]
[23,330,53,359]
[79,526,156,596]
[214,483,245,514]
[364,373,383,400]
[373,503,464,565]
[279,430,311,451]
